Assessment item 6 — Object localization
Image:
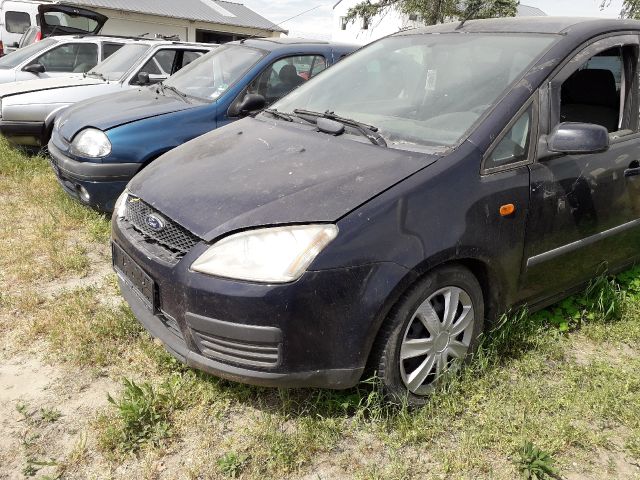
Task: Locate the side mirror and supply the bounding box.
[12,42,19,48]
[137,72,150,86]
[236,94,266,117]
[547,122,609,155]
[23,63,45,74]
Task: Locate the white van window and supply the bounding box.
[6,11,31,34]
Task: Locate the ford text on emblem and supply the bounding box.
[145,214,165,232]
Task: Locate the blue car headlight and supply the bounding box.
[70,128,112,158]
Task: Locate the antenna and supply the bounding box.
[456,2,482,30]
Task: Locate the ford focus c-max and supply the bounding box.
[112,18,640,404]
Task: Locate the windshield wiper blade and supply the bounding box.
[293,109,387,147]
[263,108,294,122]
[163,84,191,103]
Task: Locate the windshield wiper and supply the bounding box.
[293,109,387,147]
[162,84,191,103]
[263,108,294,122]
[86,71,106,81]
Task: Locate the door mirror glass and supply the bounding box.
[23,63,45,74]
[547,122,610,155]
[137,72,150,85]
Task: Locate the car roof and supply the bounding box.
[398,16,640,36]
[48,35,214,48]
[231,37,357,52]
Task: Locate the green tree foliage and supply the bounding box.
[601,0,640,19]
[345,0,519,27]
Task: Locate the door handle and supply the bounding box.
[625,161,640,178]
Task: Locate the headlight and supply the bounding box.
[191,224,339,283]
[70,128,112,158]
[114,190,129,219]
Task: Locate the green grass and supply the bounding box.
[1,139,639,479]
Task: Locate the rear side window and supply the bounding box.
[6,11,31,34]
[102,43,123,60]
[485,106,533,172]
[36,43,98,73]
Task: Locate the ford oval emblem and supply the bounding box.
[145,214,165,232]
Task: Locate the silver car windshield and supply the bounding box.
[273,34,558,149]
[88,43,151,81]
[163,44,265,102]
[0,38,58,69]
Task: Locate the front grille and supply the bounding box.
[192,330,281,368]
[123,197,200,259]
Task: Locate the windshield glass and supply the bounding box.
[89,43,151,81]
[0,38,57,69]
[163,44,265,101]
[273,34,557,149]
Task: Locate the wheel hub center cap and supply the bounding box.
[434,333,450,353]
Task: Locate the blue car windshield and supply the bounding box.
[273,33,558,149]
[163,44,265,101]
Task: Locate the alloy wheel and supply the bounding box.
[399,286,475,396]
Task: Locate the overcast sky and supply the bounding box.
[240,0,627,36]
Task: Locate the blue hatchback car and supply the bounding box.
[48,38,357,211]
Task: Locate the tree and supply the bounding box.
[601,0,640,19]
[344,0,520,28]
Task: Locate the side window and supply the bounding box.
[36,43,98,73]
[102,43,124,60]
[559,45,638,135]
[485,106,533,171]
[139,50,177,80]
[6,11,30,34]
[181,51,203,70]
[310,56,327,77]
[246,55,324,106]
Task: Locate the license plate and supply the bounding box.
[112,242,156,311]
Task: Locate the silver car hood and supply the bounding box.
[0,77,104,98]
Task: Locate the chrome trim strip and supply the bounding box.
[527,218,640,267]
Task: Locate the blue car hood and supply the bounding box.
[129,117,438,242]
[57,87,199,140]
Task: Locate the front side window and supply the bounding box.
[0,38,57,69]
[6,11,30,34]
[102,42,123,60]
[163,44,266,102]
[273,34,558,151]
[247,55,326,105]
[486,106,532,171]
[36,42,98,73]
[559,46,637,135]
[139,49,177,78]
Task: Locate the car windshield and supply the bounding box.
[88,43,151,81]
[163,44,265,101]
[0,38,58,69]
[273,34,558,150]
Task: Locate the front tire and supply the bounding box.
[373,265,484,406]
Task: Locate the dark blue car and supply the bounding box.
[48,38,357,211]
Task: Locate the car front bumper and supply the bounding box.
[48,140,141,212]
[0,120,45,147]
[112,215,410,390]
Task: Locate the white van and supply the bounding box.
[0,0,40,55]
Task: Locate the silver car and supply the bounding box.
[0,39,214,147]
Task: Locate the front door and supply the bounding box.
[521,35,640,302]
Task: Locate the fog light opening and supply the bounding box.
[77,185,91,203]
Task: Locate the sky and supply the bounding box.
[240,0,627,36]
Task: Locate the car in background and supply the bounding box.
[0,34,126,83]
[1,2,107,56]
[0,39,214,148]
[48,38,357,211]
[111,18,640,404]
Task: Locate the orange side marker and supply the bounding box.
[500,204,516,217]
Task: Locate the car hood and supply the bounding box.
[0,77,104,98]
[129,118,437,242]
[57,88,197,140]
